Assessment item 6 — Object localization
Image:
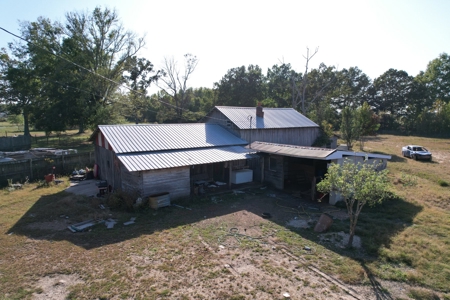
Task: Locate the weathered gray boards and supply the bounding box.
[0,135,31,151]
[91,123,257,200]
[202,106,320,146]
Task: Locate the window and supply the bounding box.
[269,157,278,171]
[226,120,232,127]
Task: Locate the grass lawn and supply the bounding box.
[0,134,449,299]
[0,121,94,153]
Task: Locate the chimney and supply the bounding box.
[256,102,264,118]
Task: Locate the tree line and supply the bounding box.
[1,7,449,140]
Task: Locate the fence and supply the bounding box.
[0,135,31,151]
[0,152,95,187]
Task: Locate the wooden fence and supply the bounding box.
[0,152,95,187]
[0,135,31,151]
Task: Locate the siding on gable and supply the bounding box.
[203,108,320,146]
[142,166,190,199]
[240,127,319,146]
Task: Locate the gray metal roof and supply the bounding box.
[117,146,258,171]
[99,124,247,154]
[249,141,336,159]
[214,106,319,129]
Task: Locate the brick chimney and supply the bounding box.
[256,102,264,118]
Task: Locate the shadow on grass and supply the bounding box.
[360,262,394,300]
[7,187,422,255]
[6,186,422,297]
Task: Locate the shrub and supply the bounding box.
[105,190,138,211]
[438,179,449,187]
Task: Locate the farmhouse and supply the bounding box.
[91,123,258,199]
[91,105,390,205]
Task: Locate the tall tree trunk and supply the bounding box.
[347,220,356,248]
[23,109,30,136]
[78,119,85,134]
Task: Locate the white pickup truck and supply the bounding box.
[401,145,432,161]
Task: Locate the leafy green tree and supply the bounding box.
[340,107,360,150]
[356,102,380,150]
[317,160,390,248]
[215,65,265,107]
[331,67,371,109]
[1,51,41,136]
[371,69,417,118]
[123,57,160,123]
[266,63,298,108]
[419,53,450,104]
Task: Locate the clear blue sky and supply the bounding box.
[1,0,449,91]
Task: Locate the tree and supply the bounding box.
[317,160,389,248]
[157,54,198,122]
[356,102,380,150]
[291,48,335,114]
[0,17,62,136]
[371,69,416,118]
[215,65,265,107]
[331,67,371,109]
[340,106,359,150]
[122,57,160,123]
[60,7,146,132]
[266,63,298,108]
[419,53,450,104]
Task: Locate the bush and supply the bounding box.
[105,190,138,211]
[438,179,449,187]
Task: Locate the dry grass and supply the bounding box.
[1,134,450,299]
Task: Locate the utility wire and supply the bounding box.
[0,26,262,125]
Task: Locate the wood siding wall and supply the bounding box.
[263,154,284,189]
[203,109,319,146]
[142,167,190,199]
[121,167,143,195]
[94,145,121,190]
[241,127,319,146]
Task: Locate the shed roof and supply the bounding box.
[118,146,257,171]
[249,141,335,159]
[210,106,319,129]
[98,123,247,154]
[249,141,391,160]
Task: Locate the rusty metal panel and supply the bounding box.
[249,141,335,159]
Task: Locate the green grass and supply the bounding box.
[0,121,94,152]
[1,134,449,299]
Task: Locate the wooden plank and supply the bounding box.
[142,166,190,199]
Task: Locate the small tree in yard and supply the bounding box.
[317,159,390,248]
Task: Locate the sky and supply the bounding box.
[1,0,449,92]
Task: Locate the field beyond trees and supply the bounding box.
[1,134,449,300]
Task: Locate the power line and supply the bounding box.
[0,26,258,125]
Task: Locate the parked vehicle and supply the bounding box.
[402,145,432,161]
